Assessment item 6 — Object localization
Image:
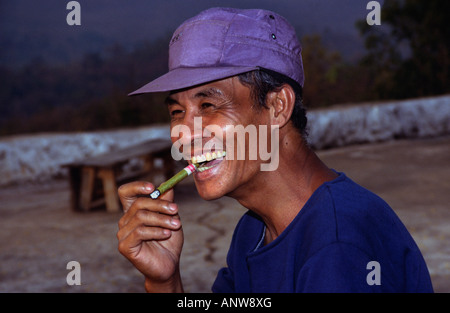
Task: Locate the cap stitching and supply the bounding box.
[217,13,236,65]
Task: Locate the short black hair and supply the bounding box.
[237,69,308,137]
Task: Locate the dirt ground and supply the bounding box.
[0,136,449,293]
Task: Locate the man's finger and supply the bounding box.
[118,226,172,257]
[118,207,181,240]
[118,181,155,213]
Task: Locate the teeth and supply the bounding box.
[191,151,226,164]
[197,155,206,163]
[197,166,211,172]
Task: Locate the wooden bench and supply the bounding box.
[63,138,175,212]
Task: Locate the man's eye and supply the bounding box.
[170,110,184,116]
[201,102,214,109]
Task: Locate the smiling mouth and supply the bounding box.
[191,151,226,172]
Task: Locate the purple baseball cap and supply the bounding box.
[129,7,304,95]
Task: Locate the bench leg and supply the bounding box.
[67,166,82,211]
[80,167,96,211]
[98,168,121,213]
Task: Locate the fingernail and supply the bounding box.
[168,203,177,212]
[170,218,179,226]
[143,183,153,191]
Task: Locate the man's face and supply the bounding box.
[166,76,271,200]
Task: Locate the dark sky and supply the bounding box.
[0,0,382,67]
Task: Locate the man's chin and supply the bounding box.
[194,182,227,201]
[196,189,224,201]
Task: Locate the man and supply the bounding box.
[117,7,433,292]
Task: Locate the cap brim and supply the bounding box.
[128,66,259,95]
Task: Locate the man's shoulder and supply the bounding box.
[324,173,405,240]
[303,173,432,292]
[321,173,427,272]
[326,172,390,210]
[285,172,420,261]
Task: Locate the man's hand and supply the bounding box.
[117,181,184,292]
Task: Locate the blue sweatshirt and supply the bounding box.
[212,172,433,292]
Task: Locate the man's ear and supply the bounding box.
[266,84,295,128]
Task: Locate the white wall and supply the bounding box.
[307,94,450,149]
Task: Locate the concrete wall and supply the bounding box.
[307,94,450,150]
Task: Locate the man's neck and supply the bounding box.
[231,132,338,244]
